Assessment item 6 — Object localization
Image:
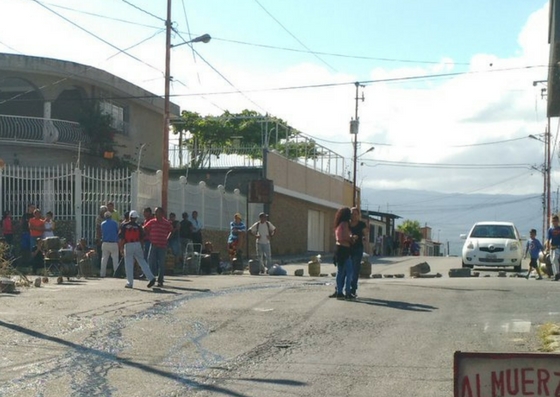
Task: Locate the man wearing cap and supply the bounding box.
[249,212,276,272]
[228,213,246,262]
[118,210,156,289]
[143,207,173,287]
[100,211,119,278]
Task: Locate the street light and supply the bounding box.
[162,0,211,211]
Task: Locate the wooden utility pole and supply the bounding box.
[352,82,365,207]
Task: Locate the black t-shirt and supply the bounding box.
[170,220,179,239]
[350,221,367,252]
[180,219,193,239]
[22,213,33,232]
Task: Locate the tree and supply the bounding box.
[397,219,423,241]
[172,109,323,169]
[77,100,116,156]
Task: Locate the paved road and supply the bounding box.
[0,256,556,396]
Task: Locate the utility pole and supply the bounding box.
[351,82,365,207]
[162,0,172,212]
[547,118,552,224]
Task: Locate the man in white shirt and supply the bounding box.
[249,212,276,272]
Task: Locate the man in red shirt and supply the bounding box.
[144,207,172,287]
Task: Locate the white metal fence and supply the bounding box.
[0,164,256,245]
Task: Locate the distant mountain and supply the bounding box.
[361,188,544,256]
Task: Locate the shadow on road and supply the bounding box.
[354,297,438,312]
[0,319,278,397]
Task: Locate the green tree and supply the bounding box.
[397,219,423,241]
[78,100,116,156]
[172,109,323,169]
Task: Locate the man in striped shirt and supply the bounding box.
[144,207,172,287]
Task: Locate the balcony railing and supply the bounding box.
[169,140,346,179]
[0,114,89,145]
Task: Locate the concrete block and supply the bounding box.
[448,268,471,278]
[409,262,431,277]
[394,274,405,278]
[372,274,382,279]
[0,278,15,293]
[294,269,304,276]
[498,271,507,277]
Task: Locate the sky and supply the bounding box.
[0,1,553,217]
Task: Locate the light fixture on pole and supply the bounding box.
[162,0,211,211]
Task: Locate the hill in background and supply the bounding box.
[362,188,545,256]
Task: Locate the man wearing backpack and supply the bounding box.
[249,212,276,272]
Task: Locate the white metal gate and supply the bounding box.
[307,209,325,252]
[0,163,248,246]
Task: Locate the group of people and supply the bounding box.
[94,203,205,289]
[0,204,57,263]
[331,206,368,300]
[227,212,277,273]
[527,215,560,281]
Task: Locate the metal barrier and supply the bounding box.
[182,242,202,274]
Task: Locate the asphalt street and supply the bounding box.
[0,255,558,397]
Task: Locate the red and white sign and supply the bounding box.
[454,351,560,397]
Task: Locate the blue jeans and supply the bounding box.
[143,241,151,260]
[168,237,181,257]
[336,257,353,295]
[149,246,167,284]
[350,250,362,293]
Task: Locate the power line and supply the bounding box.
[207,35,471,66]
[32,0,163,75]
[120,0,165,22]
[360,158,532,169]
[253,0,337,73]
[44,1,163,29]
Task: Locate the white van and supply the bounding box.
[460,221,524,272]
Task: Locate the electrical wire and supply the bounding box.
[253,0,337,73]
[120,0,165,22]
[360,158,531,169]
[31,0,163,75]
[44,1,163,29]
[206,35,471,66]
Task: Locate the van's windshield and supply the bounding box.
[470,225,516,239]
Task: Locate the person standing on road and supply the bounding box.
[144,207,172,287]
[142,207,154,260]
[100,211,119,278]
[191,210,203,252]
[42,211,55,238]
[107,201,120,223]
[333,207,354,300]
[29,209,45,242]
[118,210,156,289]
[179,211,193,258]
[547,215,560,281]
[2,210,14,246]
[349,207,368,297]
[20,204,35,260]
[228,213,246,262]
[168,212,182,268]
[249,212,276,272]
[525,228,544,280]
